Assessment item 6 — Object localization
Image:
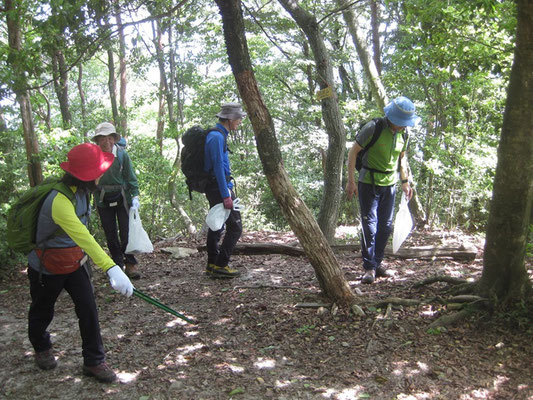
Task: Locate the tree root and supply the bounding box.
[413,275,468,288]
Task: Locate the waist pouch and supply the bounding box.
[35,246,87,275]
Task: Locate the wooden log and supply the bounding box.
[196,242,477,261]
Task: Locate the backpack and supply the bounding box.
[355,117,408,172]
[7,178,75,254]
[180,126,224,199]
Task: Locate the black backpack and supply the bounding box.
[181,126,224,199]
[355,117,408,173]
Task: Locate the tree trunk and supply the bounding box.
[215,0,355,306]
[370,0,382,75]
[51,49,72,129]
[107,49,119,124]
[278,0,346,244]
[5,0,43,186]
[115,4,128,137]
[337,0,387,110]
[478,0,533,303]
[77,64,87,134]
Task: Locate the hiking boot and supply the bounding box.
[83,362,117,383]
[375,266,392,278]
[34,349,57,370]
[361,269,376,284]
[207,264,241,279]
[205,263,215,275]
[125,263,140,280]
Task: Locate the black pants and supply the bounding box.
[97,198,137,267]
[27,267,105,366]
[205,182,242,267]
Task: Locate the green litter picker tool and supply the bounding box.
[133,288,194,324]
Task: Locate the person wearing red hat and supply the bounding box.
[27,143,134,383]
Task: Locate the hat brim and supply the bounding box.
[384,103,420,127]
[216,112,247,120]
[60,152,114,182]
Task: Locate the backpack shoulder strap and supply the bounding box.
[364,117,385,150]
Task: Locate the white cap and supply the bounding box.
[91,122,120,142]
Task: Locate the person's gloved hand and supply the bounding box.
[131,196,140,210]
[222,196,233,210]
[107,265,134,297]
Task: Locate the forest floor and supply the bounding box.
[1,228,532,400]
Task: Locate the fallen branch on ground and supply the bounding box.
[196,243,477,261]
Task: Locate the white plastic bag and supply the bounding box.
[205,198,245,231]
[392,193,413,253]
[125,208,153,254]
[205,203,231,231]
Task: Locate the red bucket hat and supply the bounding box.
[60,143,114,182]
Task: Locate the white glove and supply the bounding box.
[107,265,134,297]
[131,196,140,210]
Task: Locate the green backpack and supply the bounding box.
[7,178,75,254]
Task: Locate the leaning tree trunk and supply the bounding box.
[5,0,43,186]
[215,0,355,306]
[278,0,346,244]
[478,0,533,303]
[337,0,387,111]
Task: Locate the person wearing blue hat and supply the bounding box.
[346,96,420,284]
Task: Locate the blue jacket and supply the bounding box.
[204,123,233,198]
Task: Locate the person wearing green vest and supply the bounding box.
[346,96,420,284]
[92,122,141,279]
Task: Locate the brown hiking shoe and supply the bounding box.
[35,349,57,370]
[125,263,140,280]
[83,362,117,383]
[361,269,376,284]
[375,266,392,278]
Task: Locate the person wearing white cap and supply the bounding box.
[91,122,141,279]
[346,96,420,284]
[204,102,246,278]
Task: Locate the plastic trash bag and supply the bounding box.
[205,198,245,231]
[392,193,413,253]
[206,203,231,231]
[125,208,154,254]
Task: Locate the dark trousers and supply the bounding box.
[358,182,396,271]
[97,199,137,267]
[205,183,242,267]
[27,267,105,366]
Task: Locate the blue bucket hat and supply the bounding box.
[384,96,420,127]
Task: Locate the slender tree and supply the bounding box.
[278,0,347,244]
[215,0,355,306]
[5,0,43,186]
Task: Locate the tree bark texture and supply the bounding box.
[337,0,387,111]
[116,5,128,137]
[51,49,72,129]
[278,0,346,244]
[5,0,43,186]
[479,0,533,302]
[77,65,87,133]
[215,0,355,306]
[107,49,119,124]
[370,0,382,75]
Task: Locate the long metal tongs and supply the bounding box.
[133,288,194,324]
